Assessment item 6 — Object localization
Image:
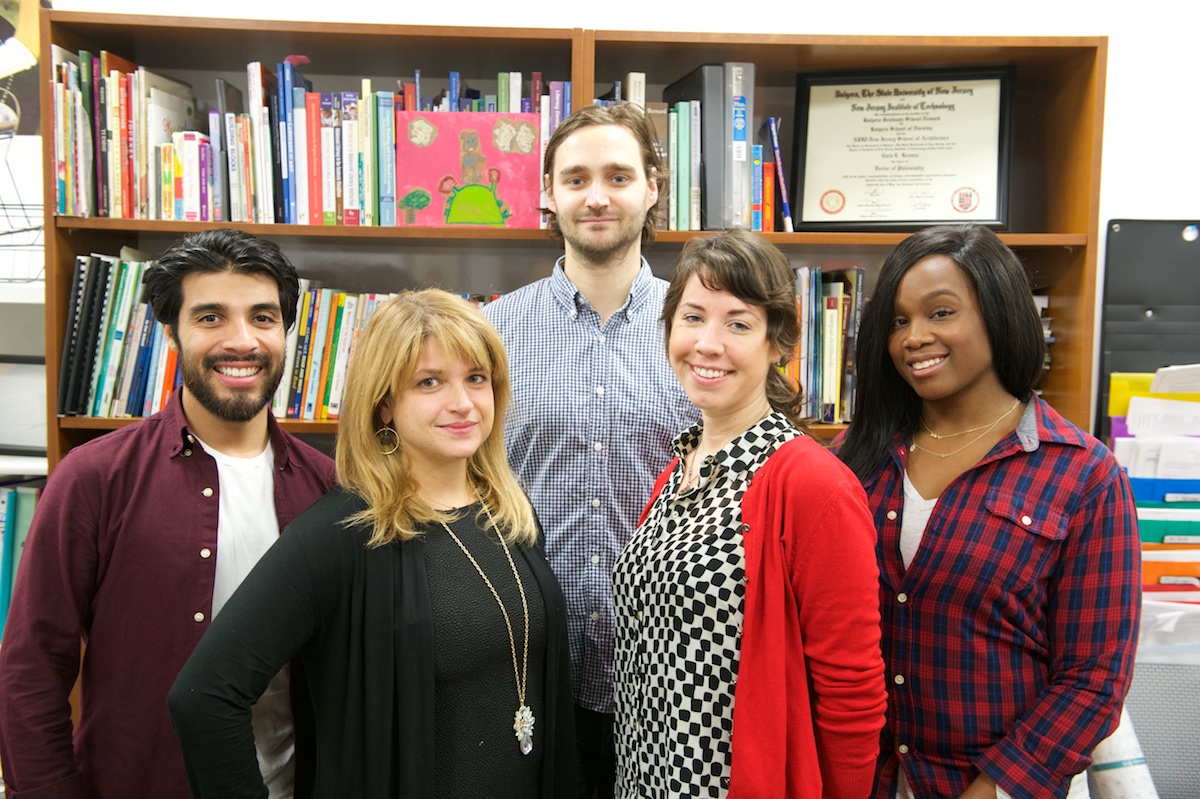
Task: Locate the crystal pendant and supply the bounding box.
[514,704,535,755]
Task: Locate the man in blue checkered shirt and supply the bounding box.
[484,104,697,798]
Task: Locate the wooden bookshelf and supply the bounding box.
[40,10,1107,469]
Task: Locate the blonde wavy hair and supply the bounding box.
[336,289,538,547]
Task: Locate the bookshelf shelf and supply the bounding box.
[40,11,1107,470]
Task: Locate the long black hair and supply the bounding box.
[837,224,1045,481]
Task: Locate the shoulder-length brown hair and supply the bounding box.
[662,228,808,428]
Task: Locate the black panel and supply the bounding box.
[1096,219,1200,439]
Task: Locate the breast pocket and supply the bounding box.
[961,491,1070,594]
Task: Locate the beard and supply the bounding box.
[559,210,644,265]
[180,351,284,423]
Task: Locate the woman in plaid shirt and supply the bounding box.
[838,224,1140,799]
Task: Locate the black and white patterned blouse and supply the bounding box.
[613,413,801,798]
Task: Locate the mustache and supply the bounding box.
[203,353,272,368]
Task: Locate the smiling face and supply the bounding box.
[165,270,287,425]
[380,337,495,476]
[545,123,658,265]
[668,273,778,428]
[887,254,1005,405]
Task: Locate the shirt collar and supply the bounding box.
[161,388,293,471]
[548,256,658,322]
[673,412,795,479]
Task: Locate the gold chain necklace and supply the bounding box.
[920,397,1021,440]
[910,398,1020,460]
[438,505,535,756]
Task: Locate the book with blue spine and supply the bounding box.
[376,91,396,226]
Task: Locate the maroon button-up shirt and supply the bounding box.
[0,391,335,799]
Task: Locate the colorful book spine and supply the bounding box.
[278,61,295,223]
[674,100,690,231]
[302,288,333,420]
[319,93,336,225]
[359,80,374,226]
[667,107,678,231]
[376,91,396,226]
[341,92,360,226]
[289,286,318,418]
[751,143,763,232]
[305,92,323,226]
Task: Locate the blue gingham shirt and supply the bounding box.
[484,258,698,713]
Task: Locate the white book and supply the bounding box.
[225,112,244,222]
[293,92,309,225]
[624,71,646,108]
[509,71,522,113]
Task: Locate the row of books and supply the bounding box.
[0,478,44,642]
[56,248,179,419]
[786,265,866,424]
[49,43,569,228]
[276,282,401,421]
[54,248,515,422]
[600,63,793,233]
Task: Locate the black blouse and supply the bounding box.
[168,487,577,798]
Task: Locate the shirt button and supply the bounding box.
[193,612,205,623]
[590,554,600,565]
[897,592,909,604]
[886,510,898,521]
[202,487,214,497]
[591,498,601,508]
[1021,514,1033,526]
[183,448,192,457]
[187,434,195,444]
[636,611,643,621]
[593,442,603,452]
[590,611,600,622]
[595,386,605,396]
[898,744,910,755]
[893,674,906,685]
[199,548,212,559]
[721,778,731,789]
[598,334,606,344]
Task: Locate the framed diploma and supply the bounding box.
[791,66,1014,231]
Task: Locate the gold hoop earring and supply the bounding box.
[375,425,399,456]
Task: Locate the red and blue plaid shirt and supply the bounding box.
[860,396,1140,799]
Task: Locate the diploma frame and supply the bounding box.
[790,66,1015,231]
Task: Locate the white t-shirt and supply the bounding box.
[197,435,294,799]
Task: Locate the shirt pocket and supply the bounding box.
[962,490,1070,594]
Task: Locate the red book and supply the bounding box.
[157,347,179,414]
[762,161,776,232]
[305,92,322,225]
[118,72,133,218]
[403,82,416,112]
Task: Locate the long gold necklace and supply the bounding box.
[438,505,535,756]
[910,397,1020,459]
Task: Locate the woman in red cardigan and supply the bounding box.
[612,228,887,799]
